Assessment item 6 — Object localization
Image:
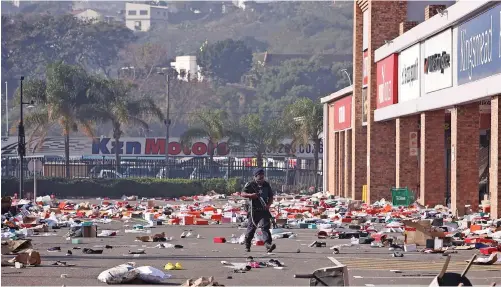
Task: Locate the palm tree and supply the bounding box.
[180,108,229,177]
[284,97,323,192]
[86,77,164,171]
[233,114,286,168]
[19,62,96,178]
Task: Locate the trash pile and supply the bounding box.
[1,189,501,284]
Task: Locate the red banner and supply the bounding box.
[333,96,352,131]
[376,54,398,109]
[363,50,369,87]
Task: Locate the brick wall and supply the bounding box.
[396,116,420,193]
[490,96,501,219]
[451,103,480,215]
[420,110,446,207]
[345,130,352,198]
[366,1,406,203]
[351,2,367,200]
[425,5,446,20]
[399,21,418,35]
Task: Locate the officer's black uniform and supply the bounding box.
[243,176,276,252]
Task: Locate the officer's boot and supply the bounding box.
[265,242,276,253]
[244,238,251,252]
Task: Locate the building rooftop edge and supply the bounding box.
[320,85,353,104]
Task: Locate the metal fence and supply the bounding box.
[2,156,323,192]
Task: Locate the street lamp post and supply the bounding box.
[18,76,34,199]
[157,67,171,178]
[340,69,352,86]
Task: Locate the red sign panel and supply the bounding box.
[363,50,369,87]
[376,54,398,109]
[333,96,352,131]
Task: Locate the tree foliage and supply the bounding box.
[284,97,323,190]
[85,77,164,166]
[197,39,253,84]
[233,114,286,167]
[1,14,135,79]
[18,62,96,176]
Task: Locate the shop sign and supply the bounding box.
[398,44,420,103]
[333,96,352,131]
[376,54,398,109]
[457,3,501,85]
[423,28,453,93]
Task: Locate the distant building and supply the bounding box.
[125,2,168,32]
[170,56,203,82]
[71,8,121,24]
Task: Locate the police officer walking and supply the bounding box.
[241,168,276,253]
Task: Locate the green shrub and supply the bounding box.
[0,177,243,199]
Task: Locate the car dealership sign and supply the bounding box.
[1,137,323,158]
[457,3,501,85]
[423,28,453,93]
[398,44,420,103]
[376,54,398,109]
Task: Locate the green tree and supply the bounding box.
[233,114,286,168]
[197,39,252,84]
[19,62,96,177]
[2,14,135,79]
[284,97,323,191]
[180,109,230,177]
[86,77,164,170]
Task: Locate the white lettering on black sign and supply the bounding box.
[424,51,451,74]
[459,14,493,80]
[401,58,418,85]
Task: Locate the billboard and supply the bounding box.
[376,54,398,109]
[423,28,452,93]
[457,3,501,85]
[1,136,323,158]
[333,96,352,131]
[398,44,420,103]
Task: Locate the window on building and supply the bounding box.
[128,10,137,15]
[140,10,148,15]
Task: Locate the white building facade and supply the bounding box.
[170,56,203,82]
[125,2,168,32]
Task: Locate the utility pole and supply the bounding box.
[18,77,25,199]
[165,71,170,177]
[5,81,8,137]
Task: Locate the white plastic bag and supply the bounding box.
[97,262,139,284]
[135,266,170,283]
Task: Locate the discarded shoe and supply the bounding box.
[128,249,145,255]
[66,250,72,256]
[47,247,61,252]
[82,248,103,254]
[105,245,113,249]
[175,262,183,270]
